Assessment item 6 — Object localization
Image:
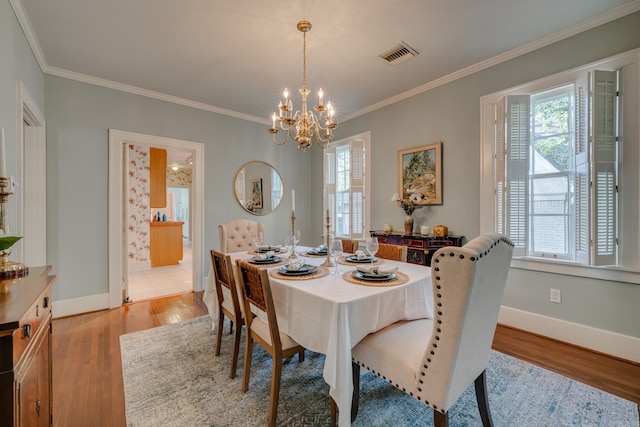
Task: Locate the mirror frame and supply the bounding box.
[234,161,283,216]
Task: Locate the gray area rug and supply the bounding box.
[120,315,638,426]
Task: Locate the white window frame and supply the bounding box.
[480,49,640,284]
[323,131,371,241]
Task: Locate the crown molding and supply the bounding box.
[11,0,640,124]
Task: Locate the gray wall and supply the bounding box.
[318,11,640,338]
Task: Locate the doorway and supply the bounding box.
[108,130,205,309]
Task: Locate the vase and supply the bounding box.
[404,215,414,234]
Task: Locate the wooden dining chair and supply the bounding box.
[210,250,244,379]
[340,234,514,427]
[375,242,407,262]
[236,259,306,427]
[339,238,358,254]
[218,219,264,253]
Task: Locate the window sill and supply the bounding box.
[511,257,640,285]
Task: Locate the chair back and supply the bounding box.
[418,233,513,412]
[210,250,242,318]
[218,219,265,253]
[340,239,358,254]
[376,243,407,262]
[236,260,283,350]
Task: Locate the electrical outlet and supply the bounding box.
[550,288,562,303]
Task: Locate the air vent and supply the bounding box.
[379,42,418,65]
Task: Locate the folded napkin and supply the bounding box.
[287,260,306,271]
[356,265,398,275]
[354,250,369,260]
[258,244,281,251]
[313,244,327,252]
[255,250,275,260]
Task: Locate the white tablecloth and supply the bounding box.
[204,248,433,426]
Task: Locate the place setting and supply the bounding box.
[342,264,409,287]
[269,259,329,280]
[305,243,328,257]
[247,250,287,267]
[338,249,384,266]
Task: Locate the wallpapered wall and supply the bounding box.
[127,144,151,266]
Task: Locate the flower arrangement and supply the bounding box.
[391,190,420,216]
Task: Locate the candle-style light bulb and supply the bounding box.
[318,88,324,106]
[283,88,289,100]
[272,113,276,129]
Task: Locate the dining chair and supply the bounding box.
[375,242,407,262]
[210,250,244,379]
[236,259,306,427]
[218,219,264,253]
[342,233,513,427]
[339,238,358,254]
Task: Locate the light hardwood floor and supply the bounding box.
[51,292,639,426]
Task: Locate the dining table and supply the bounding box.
[203,246,434,426]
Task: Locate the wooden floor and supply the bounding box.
[51,291,639,427]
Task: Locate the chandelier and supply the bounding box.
[268,21,337,150]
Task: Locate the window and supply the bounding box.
[481,49,640,280]
[324,132,371,240]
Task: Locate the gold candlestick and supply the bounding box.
[0,177,28,280]
[289,210,298,259]
[321,209,335,267]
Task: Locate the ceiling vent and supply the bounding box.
[379,42,418,65]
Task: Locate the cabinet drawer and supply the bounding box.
[12,285,52,368]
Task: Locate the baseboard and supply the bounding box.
[53,293,110,318]
[128,261,151,272]
[499,306,640,364]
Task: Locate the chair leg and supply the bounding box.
[474,369,493,427]
[214,311,224,356]
[298,349,305,362]
[351,361,360,422]
[330,397,337,427]
[230,320,242,379]
[242,336,254,392]
[434,410,449,427]
[229,320,234,334]
[268,358,283,427]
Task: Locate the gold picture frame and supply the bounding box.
[250,178,263,209]
[398,141,442,205]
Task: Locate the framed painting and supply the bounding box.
[398,141,442,205]
[250,178,263,209]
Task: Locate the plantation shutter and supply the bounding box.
[575,78,590,264]
[494,98,507,235]
[591,70,618,265]
[324,146,336,235]
[349,140,365,239]
[506,95,530,256]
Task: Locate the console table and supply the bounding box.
[370,231,464,266]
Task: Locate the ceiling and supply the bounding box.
[14,0,640,126]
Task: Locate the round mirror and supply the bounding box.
[234,161,283,215]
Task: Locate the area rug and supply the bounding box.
[120,316,638,426]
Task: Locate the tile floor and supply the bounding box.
[127,239,193,302]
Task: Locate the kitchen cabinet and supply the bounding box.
[150,147,167,208]
[0,266,55,427]
[150,221,184,266]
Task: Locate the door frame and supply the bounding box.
[108,129,204,308]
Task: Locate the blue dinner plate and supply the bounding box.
[352,271,395,281]
[278,265,317,276]
[346,255,377,263]
[249,256,281,264]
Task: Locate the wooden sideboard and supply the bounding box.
[150,221,184,267]
[370,231,463,266]
[0,266,56,427]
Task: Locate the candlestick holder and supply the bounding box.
[289,211,298,259]
[0,177,28,280]
[321,210,335,267]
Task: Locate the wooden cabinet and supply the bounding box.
[150,221,184,267]
[0,266,55,427]
[371,231,463,266]
[150,147,167,208]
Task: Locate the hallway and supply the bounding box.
[127,239,192,301]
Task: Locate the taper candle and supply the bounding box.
[0,128,6,178]
[292,190,295,212]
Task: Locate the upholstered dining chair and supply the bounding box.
[375,242,407,262]
[341,233,513,427]
[210,250,244,379]
[339,238,358,254]
[218,219,265,253]
[236,259,306,427]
